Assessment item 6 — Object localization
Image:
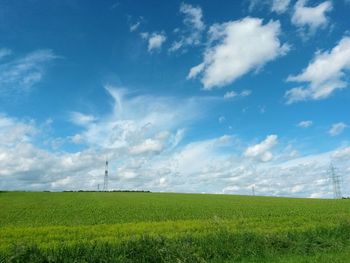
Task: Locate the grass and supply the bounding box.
[0,191,349,262]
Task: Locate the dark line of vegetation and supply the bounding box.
[0,190,152,193]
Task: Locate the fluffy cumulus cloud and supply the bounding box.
[291,0,333,33]
[0,49,57,94]
[188,17,289,90]
[141,32,167,52]
[286,36,350,103]
[244,135,278,162]
[0,114,104,191]
[169,3,205,52]
[329,122,347,136]
[0,115,37,146]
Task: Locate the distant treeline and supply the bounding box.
[0,190,151,193]
[63,190,152,193]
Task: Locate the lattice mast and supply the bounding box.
[329,163,342,199]
[103,159,109,191]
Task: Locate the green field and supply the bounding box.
[1,192,350,262]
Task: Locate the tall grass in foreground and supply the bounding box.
[1,223,350,262]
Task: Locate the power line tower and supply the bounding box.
[252,185,255,196]
[103,159,109,191]
[329,163,342,199]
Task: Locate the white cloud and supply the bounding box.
[169,3,205,52]
[259,105,267,114]
[332,147,350,159]
[0,115,36,146]
[0,115,104,191]
[291,0,333,33]
[224,90,252,99]
[247,0,265,12]
[180,3,204,33]
[69,86,210,152]
[188,17,288,90]
[0,86,210,191]
[142,32,167,52]
[329,122,347,136]
[286,36,350,103]
[298,120,313,128]
[70,112,97,126]
[129,138,164,155]
[218,116,226,123]
[223,91,237,99]
[240,90,252,97]
[2,86,350,197]
[0,48,12,59]
[129,17,144,32]
[271,0,291,13]
[247,0,291,14]
[187,63,204,79]
[244,135,278,162]
[130,22,141,32]
[0,49,57,94]
[2,109,350,198]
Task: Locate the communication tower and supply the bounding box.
[329,163,342,199]
[103,159,109,191]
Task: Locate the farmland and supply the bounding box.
[1,192,350,262]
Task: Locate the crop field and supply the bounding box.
[1,191,350,262]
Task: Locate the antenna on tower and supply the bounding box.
[103,158,109,191]
[329,162,342,199]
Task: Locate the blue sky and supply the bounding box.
[0,0,350,197]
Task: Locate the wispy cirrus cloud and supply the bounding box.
[68,85,209,150]
[128,16,144,32]
[224,90,252,100]
[247,0,291,14]
[169,2,205,52]
[0,49,58,95]
[0,48,12,60]
[329,122,347,136]
[298,120,313,128]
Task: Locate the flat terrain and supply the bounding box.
[0,192,349,262]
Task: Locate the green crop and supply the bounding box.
[0,192,349,262]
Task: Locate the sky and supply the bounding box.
[0,0,350,198]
